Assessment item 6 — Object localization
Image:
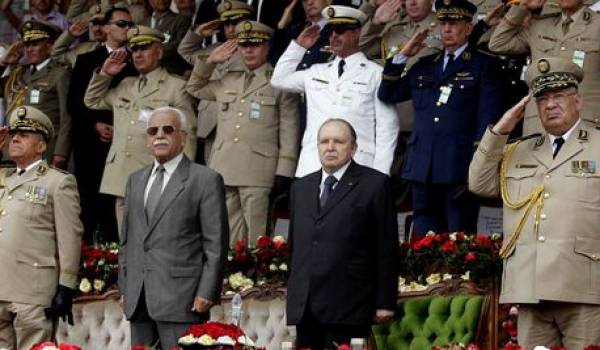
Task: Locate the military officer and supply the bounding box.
[177,0,252,163]
[84,25,196,235]
[0,20,72,168]
[489,0,600,134]
[271,5,399,177]
[0,106,83,350]
[186,21,299,246]
[51,3,110,68]
[378,0,504,235]
[469,57,600,349]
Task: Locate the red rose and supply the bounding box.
[465,252,477,263]
[255,249,274,262]
[235,239,247,252]
[475,234,493,248]
[274,242,288,255]
[583,346,600,350]
[234,251,249,263]
[504,343,524,350]
[256,236,271,249]
[420,236,434,248]
[441,240,457,253]
[434,234,445,242]
[131,345,148,350]
[337,345,351,350]
[59,344,82,350]
[31,342,57,350]
[456,232,466,241]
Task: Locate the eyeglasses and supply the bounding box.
[109,20,134,28]
[146,125,179,136]
[535,91,577,105]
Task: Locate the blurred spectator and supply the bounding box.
[489,0,600,134]
[271,5,399,177]
[175,0,197,16]
[0,20,72,168]
[68,7,137,242]
[178,0,252,163]
[84,25,196,236]
[186,21,299,246]
[378,0,504,235]
[1,0,69,33]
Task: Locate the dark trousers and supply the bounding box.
[130,288,206,350]
[296,301,370,350]
[411,182,479,236]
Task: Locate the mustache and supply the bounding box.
[153,139,169,146]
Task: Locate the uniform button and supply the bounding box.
[592,254,600,261]
[545,174,551,179]
[233,137,239,142]
[238,112,243,117]
[126,152,131,157]
[540,213,547,220]
[433,117,440,122]
[130,120,135,125]
[127,136,132,141]
[235,124,241,129]
[460,85,464,89]
[306,50,311,54]
[543,192,549,199]
[436,101,442,107]
[560,46,566,51]
[511,80,516,85]
[240,99,245,103]
[0,227,3,232]
[313,241,318,246]
[538,236,546,242]
[302,64,307,68]
[7,195,12,200]
[33,262,39,267]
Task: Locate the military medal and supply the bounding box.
[438,86,452,104]
[30,89,40,104]
[572,160,597,174]
[572,50,585,68]
[250,101,261,120]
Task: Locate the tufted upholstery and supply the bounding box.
[372,295,483,350]
[56,293,293,349]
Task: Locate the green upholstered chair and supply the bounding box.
[372,295,484,350]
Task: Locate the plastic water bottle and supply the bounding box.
[350,338,367,350]
[231,293,242,326]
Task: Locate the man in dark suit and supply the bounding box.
[118,106,229,350]
[68,7,137,242]
[286,118,398,350]
[377,0,504,235]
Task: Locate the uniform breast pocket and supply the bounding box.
[503,167,538,200]
[249,95,277,124]
[218,94,237,120]
[28,84,54,105]
[534,37,557,55]
[564,172,600,204]
[574,38,600,70]
[410,78,434,109]
[344,84,372,110]
[17,194,49,222]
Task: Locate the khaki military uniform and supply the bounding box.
[51,32,102,68]
[489,5,600,133]
[84,67,197,199]
[0,161,83,350]
[2,60,72,158]
[187,60,299,245]
[469,124,600,348]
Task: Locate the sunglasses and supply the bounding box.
[109,20,134,28]
[146,125,179,136]
[90,19,106,26]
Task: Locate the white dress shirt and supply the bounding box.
[319,161,351,197]
[143,153,184,205]
[549,119,580,154]
[16,159,42,175]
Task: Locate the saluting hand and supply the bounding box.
[101,48,128,77]
[373,0,403,25]
[400,28,429,57]
[1,40,23,66]
[295,24,320,49]
[278,0,299,29]
[207,39,237,64]
[195,19,221,38]
[69,21,89,37]
[492,94,531,135]
[484,3,505,26]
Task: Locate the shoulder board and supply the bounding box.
[507,133,543,144]
[49,165,69,174]
[532,12,560,19]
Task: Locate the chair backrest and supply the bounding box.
[372,295,483,350]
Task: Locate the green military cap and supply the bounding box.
[435,0,477,21]
[20,19,61,43]
[9,106,54,141]
[88,3,111,21]
[526,57,584,97]
[218,0,254,22]
[127,25,165,48]
[322,5,367,27]
[235,20,273,43]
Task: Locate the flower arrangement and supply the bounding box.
[399,232,503,287]
[78,242,119,296]
[224,235,289,293]
[30,342,81,350]
[178,321,256,349]
[431,344,480,350]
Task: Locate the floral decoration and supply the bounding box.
[178,322,256,349]
[224,235,289,293]
[30,342,81,350]
[432,343,480,350]
[78,242,119,296]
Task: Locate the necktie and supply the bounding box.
[562,17,573,35]
[138,76,147,92]
[444,53,455,71]
[553,137,565,159]
[145,165,165,220]
[338,59,345,78]
[17,169,25,176]
[320,175,338,208]
[243,71,254,91]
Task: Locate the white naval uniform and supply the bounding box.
[271,40,400,177]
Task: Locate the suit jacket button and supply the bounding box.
[538,236,545,242]
[313,241,318,246]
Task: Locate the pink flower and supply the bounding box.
[465,252,477,263]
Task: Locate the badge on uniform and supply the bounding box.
[30,89,40,104]
[571,160,596,174]
[26,185,48,204]
[250,101,261,120]
[573,50,585,68]
[438,86,452,104]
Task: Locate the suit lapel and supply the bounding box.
[146,156,190,237]
[563,11,589,41]
[135,165,153,230]
[318,162,360,219]
[306,172,321,221]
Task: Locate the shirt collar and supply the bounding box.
[321,160,351,185]
[445,42,468,60]
[152,152,183,177]
[35,58,51,72]
[334,51,363,69]
[314,18,327,30]
[548,118,581,145]
[17,159,43,174]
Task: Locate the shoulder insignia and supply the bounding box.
[37,164,48,175]
[534,135,545,147]
[508,133,543,145]
[433,53,442,62]
[266,69,273,79]
[584,10,591,22]
[461,51,471,61]
[578,129,588,141]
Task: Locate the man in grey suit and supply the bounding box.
[118,106,229,349]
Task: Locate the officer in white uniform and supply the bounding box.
[271,5,399,177]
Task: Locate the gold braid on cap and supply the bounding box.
[499,141,545,258]
[23,30,50,42]
[532,72,579,96]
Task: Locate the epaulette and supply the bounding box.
[507,133,543,144]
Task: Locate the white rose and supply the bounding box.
[449,233,457,241]
[97,259,105,266]
[178,334,197,345]
[216,336,235,345]
[425,231,436,237]
[197,334,216,346]
[279,263,288,271]
[443,273,453,281]
[533,347,550,350]
[272,235,286,244]
[93,279,105,291]
[509,306,519,316]
[269,264,278,271]
[238,335,255,346]
[79,278,92,293]
[461,271,471,280]
[426,273,441,285]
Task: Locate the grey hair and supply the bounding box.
[148,106,188,132]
